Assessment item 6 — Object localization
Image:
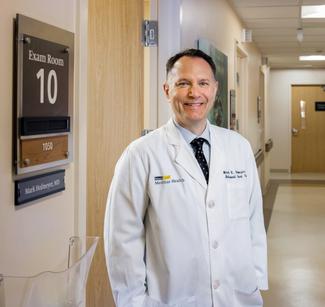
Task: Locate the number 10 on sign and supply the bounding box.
[36,68,58,104]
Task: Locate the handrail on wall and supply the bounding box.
[265,138,273,152]
[255,148,264,167]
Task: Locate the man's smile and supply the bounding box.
[183,101,207,106]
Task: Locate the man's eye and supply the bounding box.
[199,81,209,86]
[176,81,189,87]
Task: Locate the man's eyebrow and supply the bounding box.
[175,78,190,82]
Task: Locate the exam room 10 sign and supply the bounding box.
[22,34,69,117]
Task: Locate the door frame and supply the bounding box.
[144,0,158,130]
[75,0,88,240]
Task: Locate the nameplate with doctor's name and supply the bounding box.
[223,170,247,179]
[15,170,65,205]
[154,175,185,185]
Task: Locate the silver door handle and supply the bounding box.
[292,128,299,136]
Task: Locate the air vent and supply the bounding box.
[242,29,252,43]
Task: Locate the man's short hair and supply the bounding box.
[166,48,216,79]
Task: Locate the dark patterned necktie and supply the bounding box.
[190,138,209,183]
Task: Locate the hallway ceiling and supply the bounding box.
[228,0,325,68]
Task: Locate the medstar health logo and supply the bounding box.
[154,175,184,185]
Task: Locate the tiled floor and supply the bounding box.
[262,181,325,307]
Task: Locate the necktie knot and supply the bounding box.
[190,138,206,151]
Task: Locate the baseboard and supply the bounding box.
[270,169,290,173]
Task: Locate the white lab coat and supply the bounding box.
[104,119,268,307]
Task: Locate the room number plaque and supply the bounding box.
[14,14,74,175]
[20,135,68,168]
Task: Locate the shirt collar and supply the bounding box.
[173,118,210,145]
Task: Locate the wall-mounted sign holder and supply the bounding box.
[142,20,158,47]
[14,14,74,175]
[315,101,325,111]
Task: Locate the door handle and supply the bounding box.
[292,128,299,136]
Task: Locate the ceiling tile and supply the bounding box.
[229,0,300,7]
[245,18,299,28]
[237,6,299,19]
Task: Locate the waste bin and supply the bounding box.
[0,236,98,307]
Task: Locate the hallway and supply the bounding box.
[262,176,325,307]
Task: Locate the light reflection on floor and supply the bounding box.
[262,183,325,307]
[270,171,325,181]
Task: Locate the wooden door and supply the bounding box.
[291,85,325,172]
[87,0,144,306]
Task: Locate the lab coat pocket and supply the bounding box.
[227,182,249,219]
[233,287,263,307]
[145,296,197,307]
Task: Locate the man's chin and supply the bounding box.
[184,117,207,126]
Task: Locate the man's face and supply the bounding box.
[163,56,218,133]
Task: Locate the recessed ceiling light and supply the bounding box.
[299,55,325,61]
[301,5,325,18]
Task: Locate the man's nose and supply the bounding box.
[188,85,200,97]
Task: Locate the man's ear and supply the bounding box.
[163,83,170,99]
[214,80,219,97]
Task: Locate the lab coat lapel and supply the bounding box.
[165,119,207,189]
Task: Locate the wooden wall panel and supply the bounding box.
[87,1,144,306]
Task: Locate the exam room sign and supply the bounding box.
[22,35,69,117]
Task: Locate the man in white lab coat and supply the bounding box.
[104,49,268,307]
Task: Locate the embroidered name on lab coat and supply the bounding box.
[154,175,185,185]
[223,170,247,179]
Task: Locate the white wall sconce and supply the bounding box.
[297,28,304,42]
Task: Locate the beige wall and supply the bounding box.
[0,0,81,276]
[269,69,325,171]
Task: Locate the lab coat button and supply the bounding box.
[213,280,220,290]
[212,241,219,249]
[208,201,215,208]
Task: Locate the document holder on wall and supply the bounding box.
[0,236,98,307]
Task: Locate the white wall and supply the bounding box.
[269,69,325,171]
[0,0,83,276]
[262,66,271,191]
[157,0,181,127]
